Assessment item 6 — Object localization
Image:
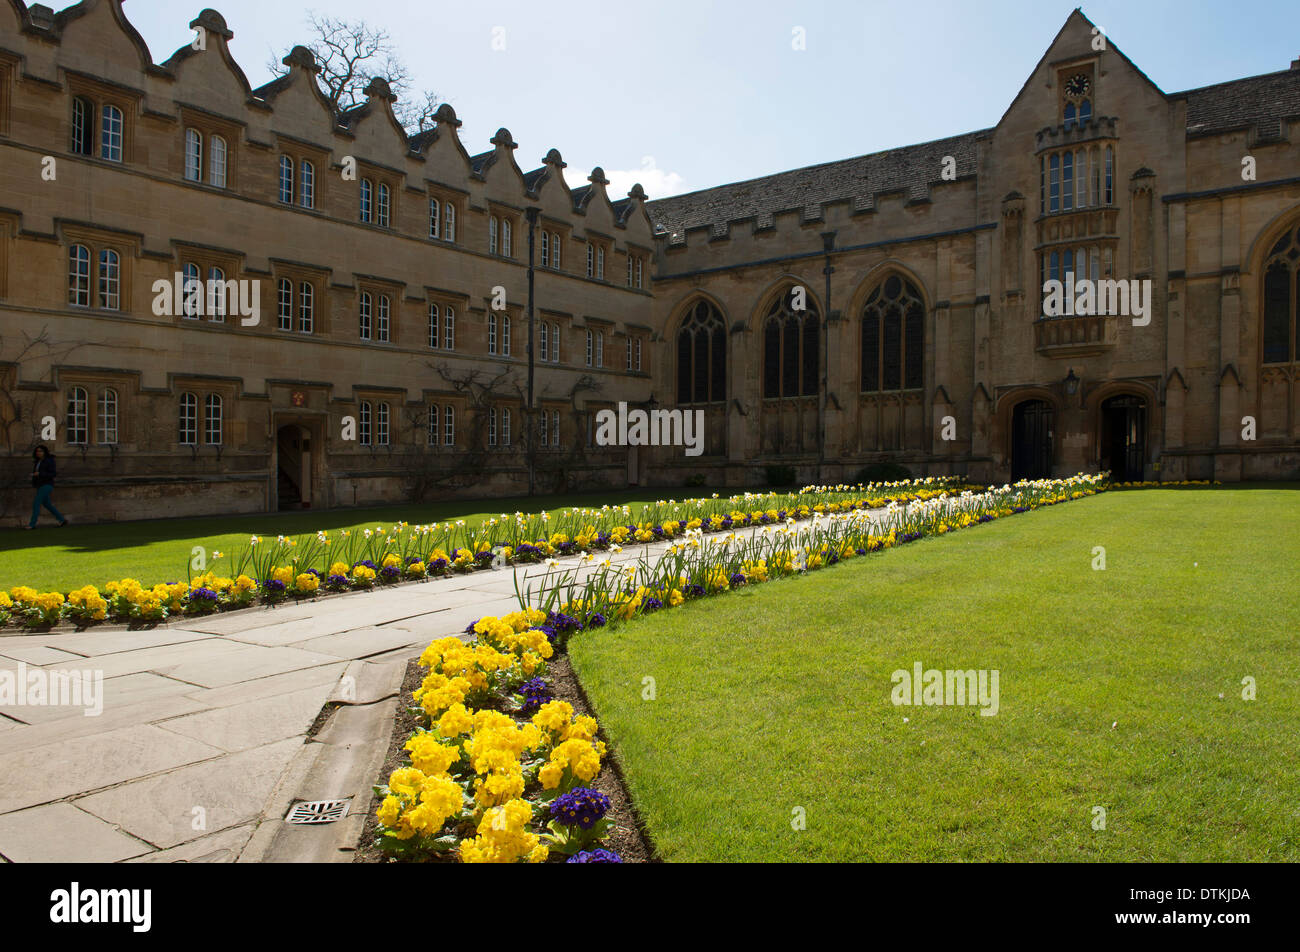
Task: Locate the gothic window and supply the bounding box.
[861,275,924,392]
[762,287,819,398]
[1263,223,1300,364]
[676,299,726,403]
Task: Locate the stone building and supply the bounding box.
[0,2,1298,523]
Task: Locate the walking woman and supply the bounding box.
[27,444,68,529]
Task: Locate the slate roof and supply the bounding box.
[1179,67,1300,139]
[648,67,1300,236]
[646,129,986,236]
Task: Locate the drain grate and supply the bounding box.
[285,799,351,824]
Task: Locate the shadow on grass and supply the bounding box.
[0,487,718,556]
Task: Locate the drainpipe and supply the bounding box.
[819,231,836,480]
[526,206,538,496]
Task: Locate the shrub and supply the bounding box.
[684,473,707,488]
[764,464,797,487]
[854,461,913,484]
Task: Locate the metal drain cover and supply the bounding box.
[286,799,351,824]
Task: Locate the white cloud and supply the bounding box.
[603,155,685,201]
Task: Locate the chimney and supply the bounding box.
[1292,55,1300,70]
[26,4,55,30]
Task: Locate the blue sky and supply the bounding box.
[112,0,1300,200]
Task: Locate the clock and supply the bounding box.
[1064,73,1091,100]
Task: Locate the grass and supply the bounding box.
[568,485,1300,861]
[0,487,724,592]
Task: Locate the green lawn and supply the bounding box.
[0,488,720,592]
[569,485,1300,861]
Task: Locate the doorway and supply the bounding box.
[275,424,313,509]
[1100,395,1146,481]
[1011,400,1053,480]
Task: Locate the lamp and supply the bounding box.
[1064,367,1080,396]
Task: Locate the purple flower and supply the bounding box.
[550,788,611,830]
[567,849,622,863]
[587,612,607,628]
[728,572,747,588]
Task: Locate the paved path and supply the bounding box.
[1,508,904,863]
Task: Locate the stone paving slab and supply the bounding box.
[289,626,425,660]
[157,684,334,753]
[178,661,347,710]
[0,724,223,814]
[38,628,218,658]
[74,737,304,850]
[159,645,342,689]
[124,823,255,864]
[54,638,250,681]
[0,644,87,666]
[0,696,211,756]
[0,803,154,863]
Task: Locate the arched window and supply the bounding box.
[298,281,313,333]
[488,406,498,446]
[429,199,440,238]
[861,274,924,393]
[585,329,593,366]
[68,244,91,307]
[502,408,511,446]
[98,249,120,310]
[72,97,93,155]
[677,299,726,403]
[182,262,201,318]
[552,232,561,270]
[1263,222,1300,364]
[207,266,226,321]
[209,135,227,188]
[277,278,293,330]
[100,104,123,161]
[539,409,548,447]
[376,294,390,342]
[203,394,223,445]
[299,160,314,207]
[443,405,455,446]
[551,409,560,446]
[1064,102,1076,130]
[427,403,440,446]
[279,156,294,203]
[444,203,456,242]
[540,322,548,360]
[586,242,594,277]
[596,331,604,367]
[502,315,512,356]
[540,229,548,266]
[1104,147,1113,204]
[762,286,819,398]
[429,303,440,349]
[376,402,390,445]
[597,246,605,279]
[377,183,390,227]
[489,217,499,255]
[443,307,455,349]
[1079,99,1092,124]
[359,401,372,445]
[185,128,203,181]
[550,323,560,362]
[489,313,498,354]
[635,337,642,371]
[359,292,372,340]
[360,178,373,222]
[502,220,512,257]
[66,387,88,444]
[97,389,118,444]
[179,392,198,444]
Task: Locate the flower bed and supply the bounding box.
[369,474,1109,862]
[1,480,964,632]
[371,608,623,863]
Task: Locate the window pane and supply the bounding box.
[882,306,902,391]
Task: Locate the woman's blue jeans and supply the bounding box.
[30,484,64,527]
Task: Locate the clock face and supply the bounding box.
[1064,73,1091,99]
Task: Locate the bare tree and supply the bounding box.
[267,12,438,131]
